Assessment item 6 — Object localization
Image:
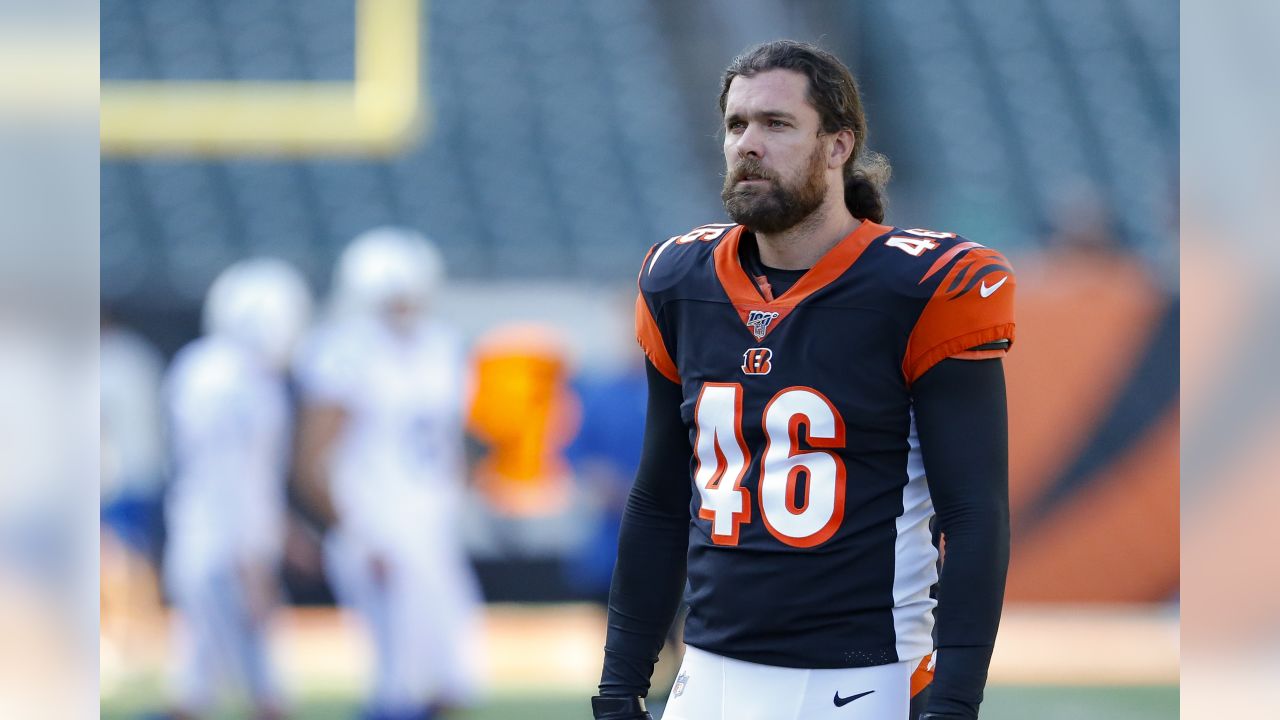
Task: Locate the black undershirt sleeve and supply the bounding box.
[911,357,1011,719]
[598,359,692,697]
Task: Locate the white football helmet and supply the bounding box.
[202,258,312,368]
[333,226,444,321]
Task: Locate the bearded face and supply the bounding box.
[721,141,828,234]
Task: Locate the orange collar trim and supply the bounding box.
[713,221,891,340]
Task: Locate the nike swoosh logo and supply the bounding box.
[833,690,875,707]
[979,275,1007,297]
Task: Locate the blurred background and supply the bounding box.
[98,1,1179,718]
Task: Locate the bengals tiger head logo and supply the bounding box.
[746,310,779,340]
[742,347,773,375]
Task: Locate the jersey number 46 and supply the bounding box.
[693,383,846,548]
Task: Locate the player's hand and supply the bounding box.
[918,714,969,720]
[591,695,653,720]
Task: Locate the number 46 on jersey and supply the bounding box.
[693,383,846,549]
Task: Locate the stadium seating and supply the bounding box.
[101,0,1175,310]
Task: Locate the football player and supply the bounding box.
[163,258,312,720]
[294,228,482,720]
[593,41,1014,720]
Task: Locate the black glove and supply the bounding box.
[592,695,653,720]
[919,715,969,720]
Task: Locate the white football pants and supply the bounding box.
[324,529,483,714]
[660,645,933,720]
[169,564,281,715]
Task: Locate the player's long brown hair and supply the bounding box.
[719,40,891,223]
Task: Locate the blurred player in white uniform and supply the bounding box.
[163,259,312,719]
[295,228,482,720]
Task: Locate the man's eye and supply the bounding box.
[727,121,745,132]
[769,119,788,128]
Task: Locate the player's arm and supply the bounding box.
[912,357,1011,720]
[292,402,346,529]
[593,359,692,719]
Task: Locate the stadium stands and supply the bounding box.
[101,0,716,307]
[102,0,1176,316]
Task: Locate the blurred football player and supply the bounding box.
[163,258,312,720]
[100,313,167,672]
[593,41,1015,720]
[295,228,482,720]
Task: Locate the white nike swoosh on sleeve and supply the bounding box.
[979,276,1007,297]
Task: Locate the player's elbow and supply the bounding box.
[623,483,689,526]
[935,494,1009,541]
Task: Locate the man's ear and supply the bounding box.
[828,128,855,170]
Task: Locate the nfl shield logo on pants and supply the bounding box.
[672,671,689,698]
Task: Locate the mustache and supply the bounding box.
[727,158,778,184]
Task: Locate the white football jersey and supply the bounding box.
[296,317,468,547]
[100,325,167,501]
[164,336,292,574]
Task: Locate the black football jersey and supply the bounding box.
[634,221,1016,669]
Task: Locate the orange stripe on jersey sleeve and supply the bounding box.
[635,292,680,384]
[904,248,1016,385]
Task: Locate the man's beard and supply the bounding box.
[721,145,828,234]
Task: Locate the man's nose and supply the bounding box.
[735,123,765,159]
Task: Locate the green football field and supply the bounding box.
[102,683,1178,719]
[101,603,1178,718]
